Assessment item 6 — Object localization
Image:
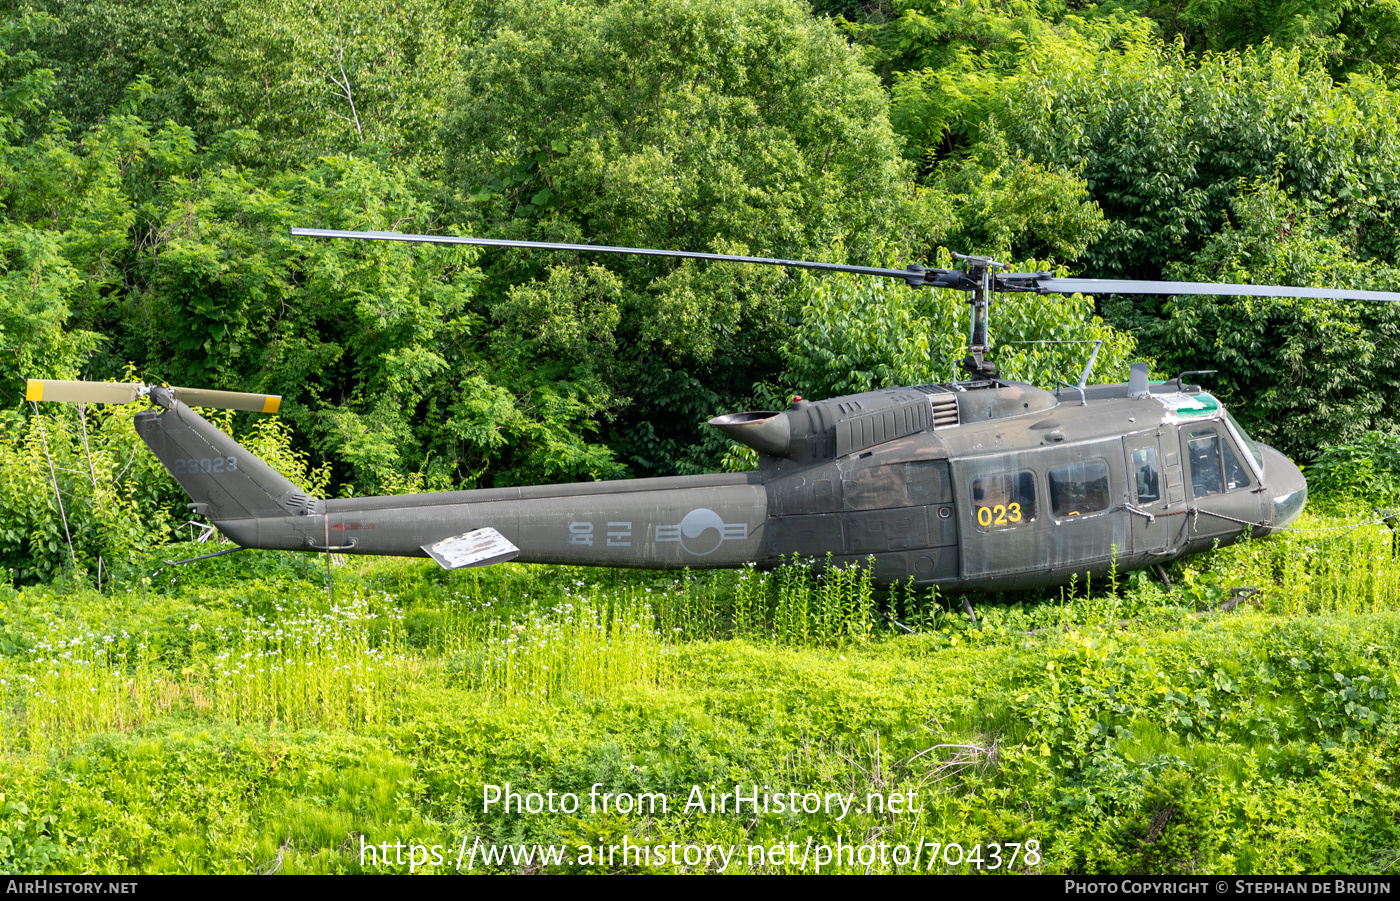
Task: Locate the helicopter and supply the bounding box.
[28,227,1395,593]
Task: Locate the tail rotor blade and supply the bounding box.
[25,380,143,405]
[25,379,282,413]
[171,387,282,413]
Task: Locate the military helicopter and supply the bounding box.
[27,227,1394,592]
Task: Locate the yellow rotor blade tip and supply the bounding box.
[25,380,43,402]
[262,396,282,414]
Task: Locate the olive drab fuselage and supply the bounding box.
[134,375,1307,592]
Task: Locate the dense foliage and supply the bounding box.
[846,8,1400,454]
[438,0,921,473]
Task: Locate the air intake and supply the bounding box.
[913,385,961,429]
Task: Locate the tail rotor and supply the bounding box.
[25,379,281,413]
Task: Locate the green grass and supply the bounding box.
[1,507,1399,873]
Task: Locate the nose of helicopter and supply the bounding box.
[1259,444,1307,529]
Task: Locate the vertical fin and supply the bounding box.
[134,401,318,521]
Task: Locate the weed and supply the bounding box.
[459,589,673,705]
[3,588,409,754]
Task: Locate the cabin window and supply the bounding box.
[1187,428,1251,498]
[1048,459,1111,519]
[971,471,1036,529]
[1132,448,1160,504]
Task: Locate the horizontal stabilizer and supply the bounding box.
[422,528,520,569]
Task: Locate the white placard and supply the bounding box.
[422,527,520,570]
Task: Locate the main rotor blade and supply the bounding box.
[171,387,282,413]
[290,227,955,286]
[293,228,1400,301]
[1031,277,1400,302]
[25,380,142,405]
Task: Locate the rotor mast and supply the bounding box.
[952,253,1012,380]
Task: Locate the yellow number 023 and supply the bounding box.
[977,502,1023,527]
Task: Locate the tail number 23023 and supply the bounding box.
[976,503,1022,528]
[173,456,238,475]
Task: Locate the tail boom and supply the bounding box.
[135,396,768,569]
[216,479,769,570]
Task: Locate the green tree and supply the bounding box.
[993,43,1400,456]
[440,0,919,474]
[1001,43,1400,277]
[0,33,133,383]
[1145,178,1400,456]
[852,0,1154,165]
[1114,0,1400,77]
[13,0,474,168]
[196,0,476,168]
[110,155,483,492]
[7,0,226,136]
[844,0,1400,175]
[930,130,1111,264]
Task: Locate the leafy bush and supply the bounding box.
[1306,432,1400,508]
[0,401,325,583]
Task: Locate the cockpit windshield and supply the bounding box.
[1223,409,1264,469]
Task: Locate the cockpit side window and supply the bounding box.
[1223,409,1264,469]
[1187,427,1251,498]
